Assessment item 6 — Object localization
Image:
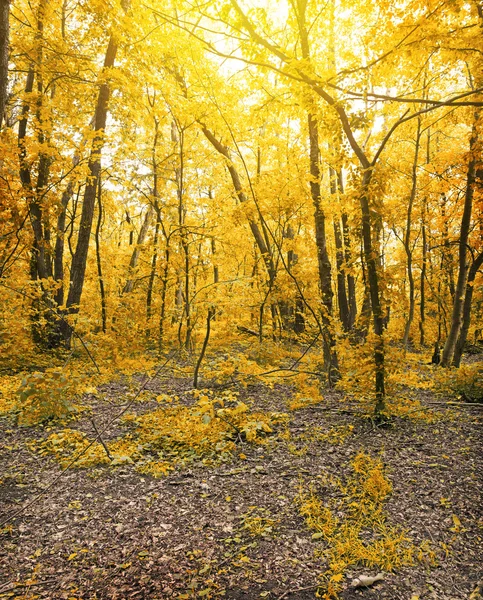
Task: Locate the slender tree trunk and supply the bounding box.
[360,170,386,413]
[330,167,350,331]
[146,206,160,324]
[295,1,338,379]
[95,177,107,333]
[442,110,481,365]
[441,193,456,301]
[60,0,130,344]
[122,205,154,294]
[419,205,427,346]
[309,116,339,380]
[211,237,219,284]
[453,251,483,367]
[402,117,421,349]
[193,307,215,388]
[146,115,161,329]
[201,125,276,284]
[342,212,357,329]
[0,0,10,127]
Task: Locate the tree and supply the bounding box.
[0,0,9,126]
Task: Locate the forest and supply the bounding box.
[0,0,482,598]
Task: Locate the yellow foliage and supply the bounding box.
[298,452,437,599]
[33,391,288,476]
[289,373,324,410]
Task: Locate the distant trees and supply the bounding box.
[0,0,482,407]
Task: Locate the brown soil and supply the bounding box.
[0,365,482,600]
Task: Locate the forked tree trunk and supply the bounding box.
[122,205,154,294]
[453,251,483,367]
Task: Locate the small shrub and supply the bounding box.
[434,364,483,402]
[15,369,83,425]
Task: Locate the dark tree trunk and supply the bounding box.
[201,125,276,284]
[95,177,107,333]
[60,34,121,344]
[342,212,357,329]
[453,251,483,367]
[402,117,421,349]
[360,171,386,414]
[442,111,481,366]
[330,165,350,331]
[419,207,427,346]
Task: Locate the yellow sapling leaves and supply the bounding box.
[298,452,437,599]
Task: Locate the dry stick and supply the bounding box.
[276,583,320,600]
[193,306,215,388]
[90,417,112,460]
[0,579,57,594]
[0,351,178,528]
[0,282,101,374]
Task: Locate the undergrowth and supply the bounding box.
[33,390,289,475]
[298,452,437,599]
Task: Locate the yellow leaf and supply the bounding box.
[68,553,77,561]
[450,514,461,532]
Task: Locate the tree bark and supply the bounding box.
[122,205,154,294]
[442,110,481,365]
[60,0,129,343]
[360,170,386,413]
[95,177,107,333]
[402,117,421,349]
[452,251,483,367]
[201,125,276,284]
[330,167,350,331]
[341,212,357,330]
[0,0,9,127]
[419,203,427,346]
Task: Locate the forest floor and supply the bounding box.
[0,350,482,600]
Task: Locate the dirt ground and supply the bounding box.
[0,361,482,600]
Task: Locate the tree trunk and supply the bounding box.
[60,0,130,344]
[453,251,483,367]
[402,117,421,349]
[295,0,338,380]
[360,170,386,414]
[342,212,357,329]
[419,205,427,346]
[95,177,107,333]
[442,110,481,365]
[122,205,154,294]
[330,167,350,331]
[201,125,276,284]
[0,0,10,127]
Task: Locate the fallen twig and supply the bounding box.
[90,417,112,460]
[276,583,320,599]
[0,579,56,594]
[0,351,178,528]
